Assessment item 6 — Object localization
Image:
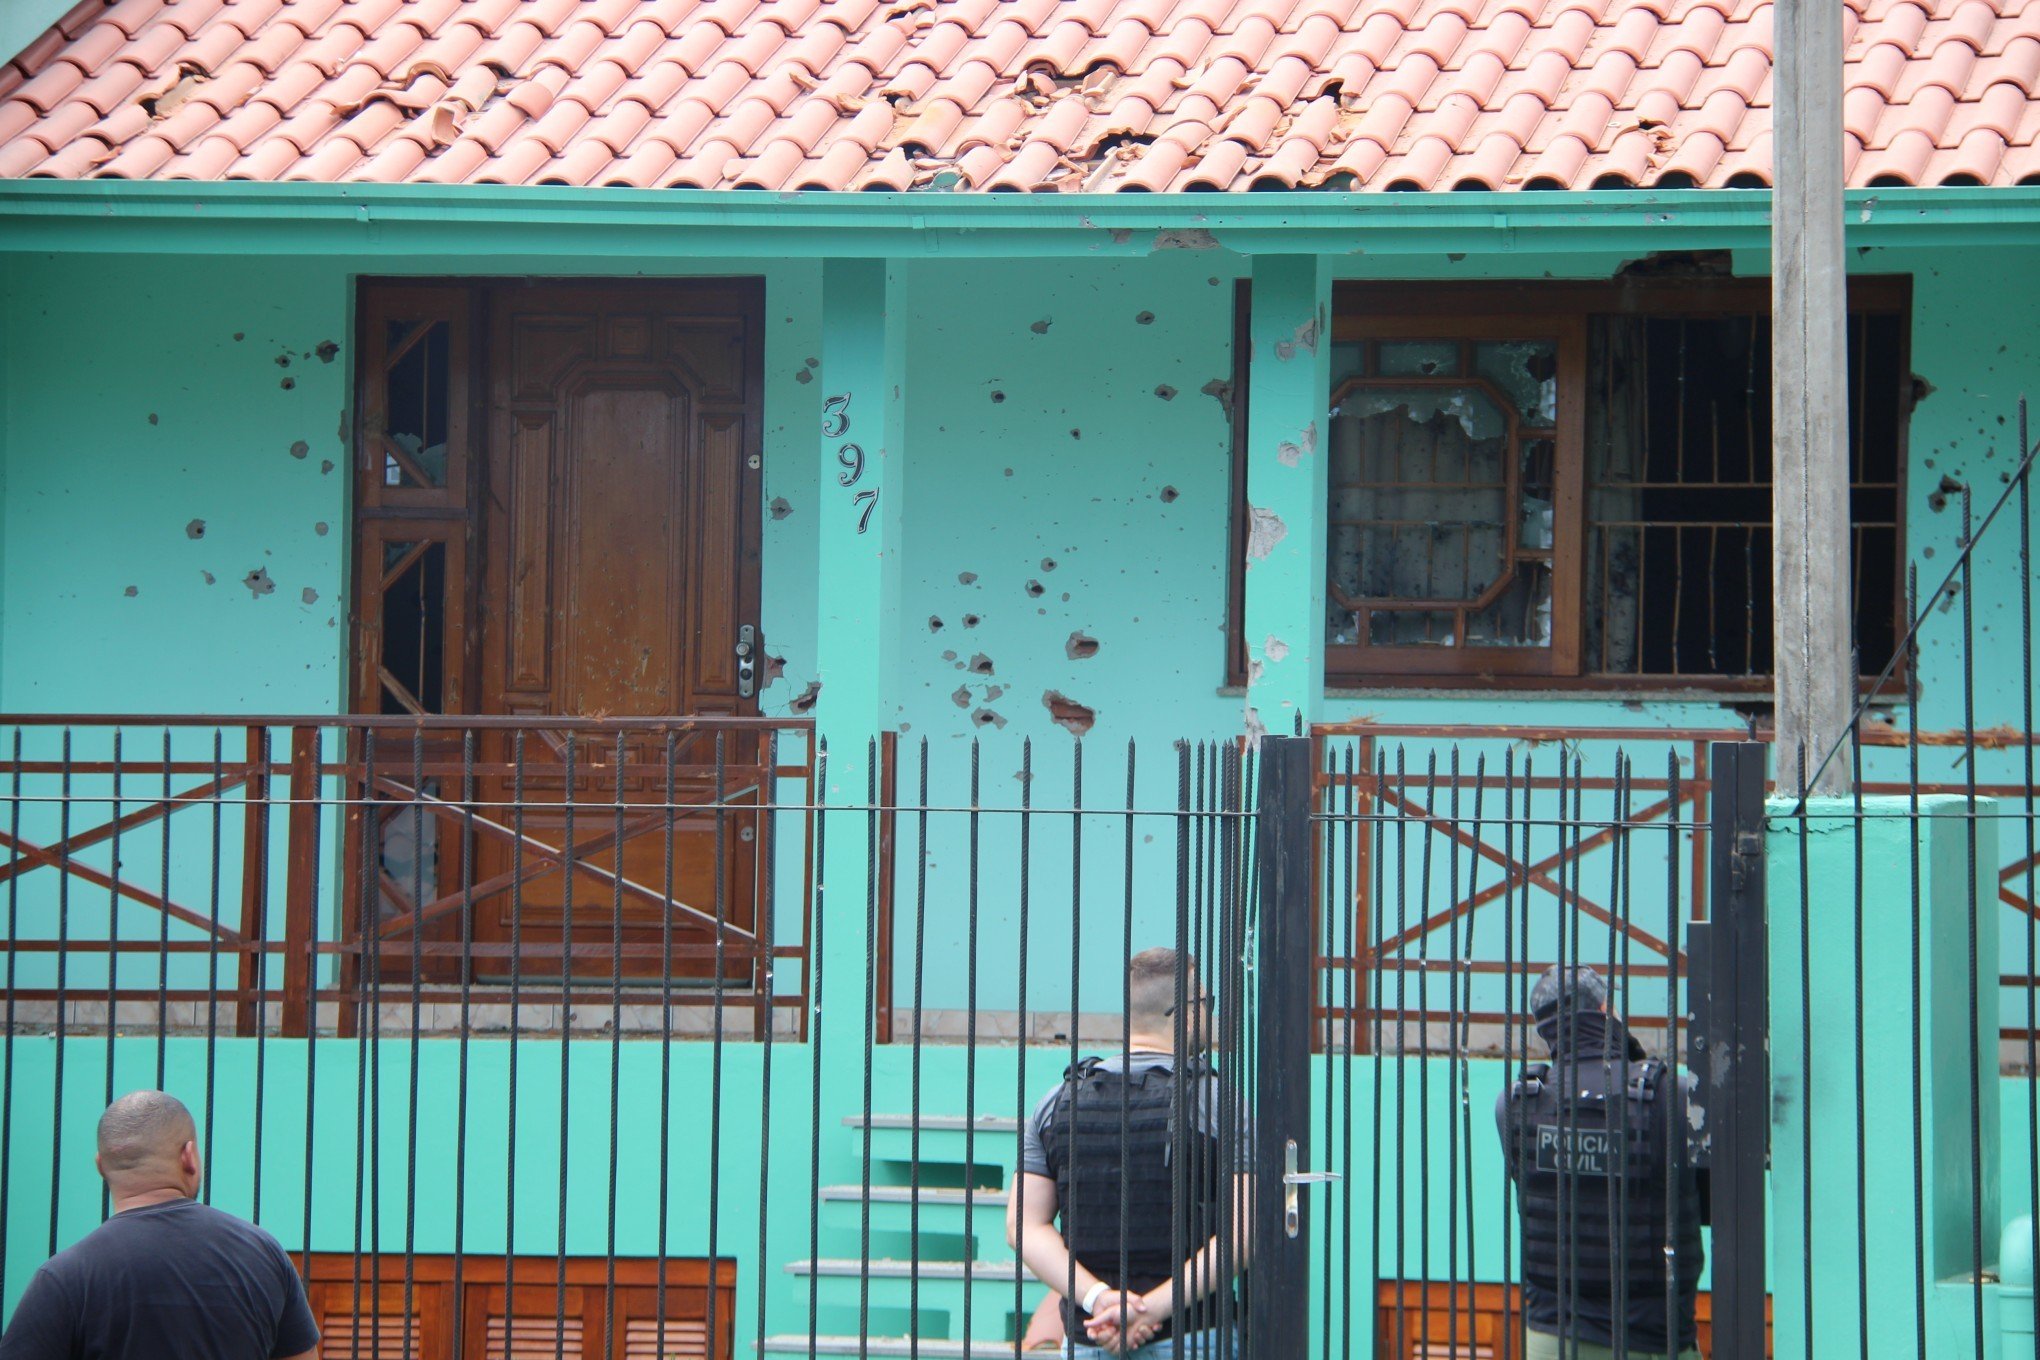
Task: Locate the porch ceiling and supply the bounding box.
[3,178,2040,257]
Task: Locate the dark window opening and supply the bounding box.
[378,540,447,715]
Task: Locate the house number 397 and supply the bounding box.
[823,392,879,534]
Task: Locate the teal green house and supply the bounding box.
[3,0,2040,1354]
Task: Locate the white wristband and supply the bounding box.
[1082,1281,1109,1316]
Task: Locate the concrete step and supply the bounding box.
[786,1258,1029,1283]
[844,1114,1023,1167]
[816,1184,1009,1251]
[758,1338,1049,1357]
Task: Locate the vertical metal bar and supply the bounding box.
[103,732,123,1223]
[1795,742,1813,1358]
[554,733,575,1360]
[203,729,220,1205]
[1445,749,1462,1356]
[451,727,475,1351]
[1015,737,1034,1360]
[911,738,928,1360]
[1393,745,1408,1358]
[1370,748,1387,1356]
[351,731,373,1358]
[1499,750,1516,1360]
[1853,727,1869,1360]
[1250,735,1314,1358]
[158,728,172,1085]
[1342,741,1358,1360]
[1064,740,1084,1329]
[1118,740,1136,1331]
[657,729,676,1358]
[1320,742,1338,1360]
[45,730,71,1235]
[1960,484,1985,1355]
[1907,564,1928,1357]
[1557,755,1576,1360]
[0,730,17,1302]
[960,737,981,1353]
[1708,742,1767,1360]
[367,732,385,1360]
[1607,754,1629,1360]
[1170,740,1190,1360]
[606,732,626,1357]
[506,729,526,1339]
[402,728,423,1358]
[752,728,777,1359]
[859,735,879,1359]
[2020,398,2037,1348]
[807,738,829,1360]
[1418,750,1435,1350]
[1461,754,1486,1359]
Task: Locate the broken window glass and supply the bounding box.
[383,319,450,488]
[378,541,447,714]
[1326,338,1559,654]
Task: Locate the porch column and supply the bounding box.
[1767,796,2000,1357]
[812,258,906,1057]
[1240,255,1332,739]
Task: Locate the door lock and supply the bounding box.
[1282,1138,1341,1238]
[735,624,756,699]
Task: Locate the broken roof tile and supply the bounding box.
[0,0,2035,191]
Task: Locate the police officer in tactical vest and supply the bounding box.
[1497,966,1706,1360]
[1006,948,1251,1357]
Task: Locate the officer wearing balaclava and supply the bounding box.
[1497,965,1707,1360]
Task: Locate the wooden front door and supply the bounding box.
[351,279,765,988]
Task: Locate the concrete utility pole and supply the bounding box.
[1772,0,1855,795]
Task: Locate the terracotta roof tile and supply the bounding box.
[4,0,2038,191]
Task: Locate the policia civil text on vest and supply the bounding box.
[1498,966,1708,1360]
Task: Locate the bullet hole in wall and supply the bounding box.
[1044,691,1096,736]
[959,571,978,586]
[962,614,981,629]
[1040,557,1057,572]
[952,686,972,709]
[789,680,822,714]
[972,707,1007,729]
[280,377,296,391]
[148,413,159,426]
[1025,580,1045,598]
[1067,631,1100,660]
[990,391,1007,404]
[770,497,793,520]
[316,341,340,363]
[968,653,995,675]
[1160,486,1180,503]
[123,585,138,598]
[1155,385,1177,401]
[186,519,206,539]
[290,440,309,459]
[929,616,944,632]
[1135,311,1155,325]
[243,568,275,598]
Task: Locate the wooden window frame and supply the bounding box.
[1224,276,1913,694]
[303,1253,736,1359]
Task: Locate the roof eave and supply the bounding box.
[2,180,2037,259]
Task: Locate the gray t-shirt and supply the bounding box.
[1020,1051,1253,1178]
[0,1198,319,1360]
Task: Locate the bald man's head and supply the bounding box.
[96,1091,199,1198]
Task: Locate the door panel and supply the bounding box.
[350,285,767,990]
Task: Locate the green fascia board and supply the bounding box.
[2,179,2038,258]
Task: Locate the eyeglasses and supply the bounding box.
[1165,995,1215,1018]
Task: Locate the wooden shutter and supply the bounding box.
[306,1276,451,1359]
[621,1318,712,1359]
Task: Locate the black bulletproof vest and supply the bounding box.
[1039,1057,1226,1339]
[1503,1049,1705,1352]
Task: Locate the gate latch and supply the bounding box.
[735,624,756,699]
[1282,1138,1341,1238]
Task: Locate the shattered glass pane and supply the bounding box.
[1377,340,1460,379]
[1475,340,1558,425]
[1520,438,1556,551]
[384,319,450,488]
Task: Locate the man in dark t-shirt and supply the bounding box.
[0,1091,319,1360]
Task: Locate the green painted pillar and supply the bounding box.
[1769,795,2001,1357]
[1240,255,1331,738]
[813,258,906,1061]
